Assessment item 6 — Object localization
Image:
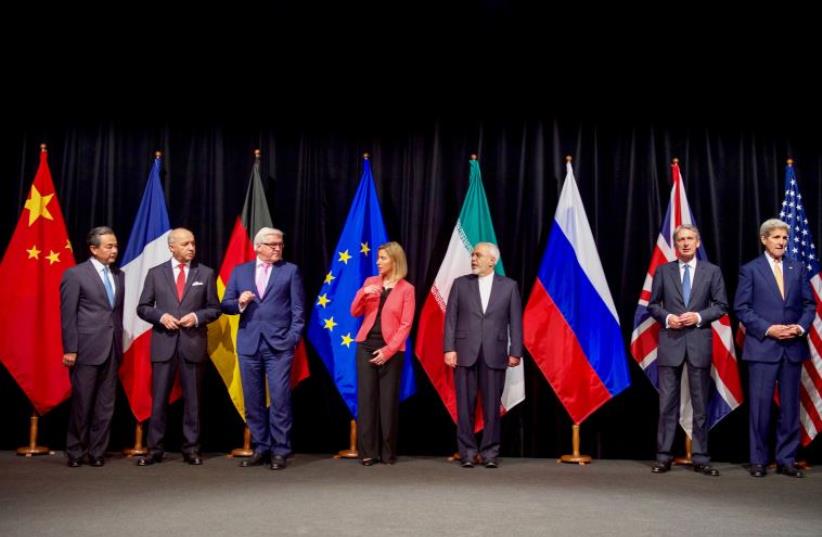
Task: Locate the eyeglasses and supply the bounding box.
[261,242,284,249]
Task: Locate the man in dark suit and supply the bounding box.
[444,242,522,469]
[221,227,304,470]
[647,224,727,476]
[734,218,815,478]
[136,228,221,466]
[60,226,124,467]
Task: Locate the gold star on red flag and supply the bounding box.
[46,250,61,265]
[24,185,55,226]
[26,245,41,259]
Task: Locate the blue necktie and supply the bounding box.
[682,263,691,306]
[102,266,115,308]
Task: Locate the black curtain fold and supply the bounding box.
[1,117,820,462]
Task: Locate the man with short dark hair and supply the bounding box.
[60,226,124,467]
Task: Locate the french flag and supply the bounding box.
[523,159,630,424]
[119,154,176,423]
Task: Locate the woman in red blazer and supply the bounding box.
[350,241,415,465]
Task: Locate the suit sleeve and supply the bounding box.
[733,264,769,340]
[60,270,80,354]
[797,265,817,332]
[697,265,728,325]
[194,268,221,325]
[646,266,670,324]
[508,281,523,358]
[381,284,416,360]
[350,276,379,317]
[220,268,242,314]
[136,269,164,325]
[288,266,305,348]
[443,279,460,353]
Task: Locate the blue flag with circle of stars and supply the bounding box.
[307,157,416,418]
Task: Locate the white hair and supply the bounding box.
[476,242,500,265]
[253,227,284,247]
[759,218,788,239]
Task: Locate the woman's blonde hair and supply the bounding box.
[379,241,408,281]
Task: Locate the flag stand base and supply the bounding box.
[123,422,148,457]
[674,436,693,466]
[230,426,254,457]
[334,420,359,459]
[16,413,49,457]
[558,424,591,465]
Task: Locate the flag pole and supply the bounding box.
[123,422,148,457]
[16,410,49,456]
[334,420,359,459]
[559,424,591,465]
[231,426,254,458]
[674,436,693,465]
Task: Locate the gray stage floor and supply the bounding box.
[0,451,819,537]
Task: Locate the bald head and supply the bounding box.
[168,228,196,263]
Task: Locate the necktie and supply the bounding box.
[102,266,115,308]
[256,263,271,298]
[774,259,785,299]
[176,264,186,301]
[682,263,691,306]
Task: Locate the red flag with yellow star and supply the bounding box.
[0,146,75,414]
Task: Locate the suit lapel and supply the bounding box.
[262,262,284,300]
[755,255,785,303]
[163,260,178,300]
[84,259,111,308]
[688,261,706,307]
[469,275,483,314]
[668,262,684,305]
[182,263,199,301]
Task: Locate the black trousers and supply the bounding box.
[66,349,118,460]
[657,357,711,465]
[147,353,204,457]
[454,350,506,462]
[356,338,403,461]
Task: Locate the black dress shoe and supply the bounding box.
[67,457,82,468]
[240,452,270,467]
[484,459,498,469]
[651,461,671,474]
[183,453,203,465]
[749,464,766,478]
[361,457,377,467]
[270,455,287,470]
[460,459,474,468]
[89,456,105,467]
[776,464,805,478]
[693,463,719,476]
[137,453,163,467]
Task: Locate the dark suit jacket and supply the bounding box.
[221,259,305,355]
[136,260,221,363]
[60,259,125,365]
[734,254,816,363]
[444,274,523,370]
[647,260,728,368]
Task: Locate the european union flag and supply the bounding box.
[307,157,416,418]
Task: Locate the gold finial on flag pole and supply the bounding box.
[470,153,478,161]
[565,155,573,163]
[363,152,369,160]
[40,143,47,152]
[155,151,162,159]
[254,149,261,159]
[787,158,794,166]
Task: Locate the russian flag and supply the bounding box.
[523,159,630,424]
[119,154,176,422]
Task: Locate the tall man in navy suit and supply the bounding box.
[136,228,221,466]
[221,227,305,470]
[734,218,815,478]
[444,242,523,469]
[647,225,727,476]
[60,226,124,467]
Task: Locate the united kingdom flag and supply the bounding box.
[778,160,822,445]
[630,159,743,435]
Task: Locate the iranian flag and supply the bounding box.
[415,156,525,426]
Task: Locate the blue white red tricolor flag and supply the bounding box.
[523,159,630,424]
[630,160,743,434]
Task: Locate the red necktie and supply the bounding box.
[176,264,186,301]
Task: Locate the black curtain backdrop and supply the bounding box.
[2,115,821,463]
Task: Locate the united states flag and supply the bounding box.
[778,160,822,445]
[630,159,743,435]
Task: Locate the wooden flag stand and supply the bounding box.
[123,422,148,457]
[230,426,254,457]
[334,419,359,459]
[17,411,50,456]
[558,424,591,465]
[674,437,693,466]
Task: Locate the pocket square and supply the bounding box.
[192,281,204,286]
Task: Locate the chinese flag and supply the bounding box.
[0,146,75,414]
